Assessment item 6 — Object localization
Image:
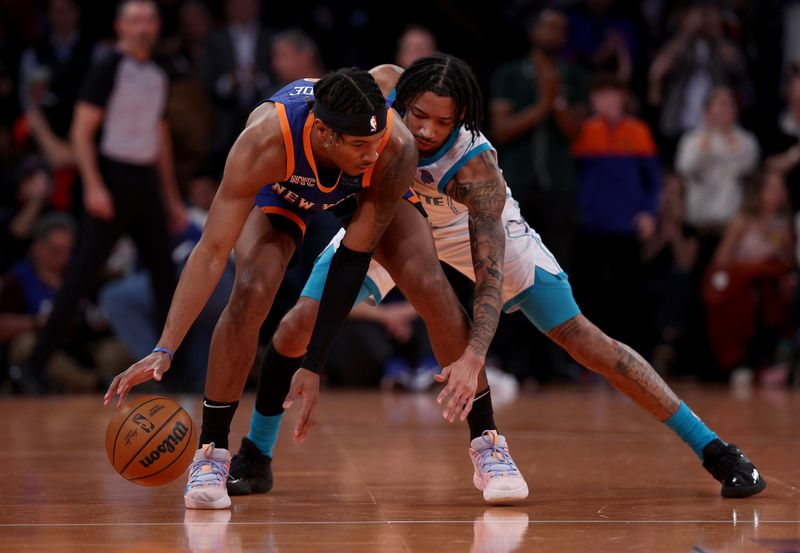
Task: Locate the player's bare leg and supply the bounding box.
[547,314,766,498]
[185,209,296,510]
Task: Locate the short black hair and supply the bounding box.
[313,68,385,135]
[394,53,483,138]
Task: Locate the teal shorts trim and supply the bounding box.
[503,267,581,332]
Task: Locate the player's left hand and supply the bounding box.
[435,347,483,422]
[103,352,171,408]
[282,368,320,443]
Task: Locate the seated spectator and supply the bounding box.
[703,170,795,379]
[1,212,125,392]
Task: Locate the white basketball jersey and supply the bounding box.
[319,126,565,312]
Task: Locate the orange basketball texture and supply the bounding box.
[105,395,195,486]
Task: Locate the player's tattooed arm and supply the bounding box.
[449,150,507,358]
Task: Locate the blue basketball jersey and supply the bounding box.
[257,79,395,216]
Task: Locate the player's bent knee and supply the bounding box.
[274,298,318,355]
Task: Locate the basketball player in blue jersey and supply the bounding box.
[104,66,510,510]
[231,55,765,503]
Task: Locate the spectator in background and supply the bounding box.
[200,0,273,165]
[767,67,800,213]
[490,8,587,274]
[571,73,660,352]
[16,65,78,212]
[270,28,325,88]
[0,213,95,392]
[565,0,637,84]
[641,172,699,375]
[162,0,214,193]
[395,24,437,69]
[648,3,747,157]
[489,8,586,382]
[703,170,795,380]
[675,86,759,273]
[0,162,53,271]
[16,0,184,394]
[326,296,437,391]
[18,0,94,138]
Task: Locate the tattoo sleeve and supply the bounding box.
[449,151,507,358]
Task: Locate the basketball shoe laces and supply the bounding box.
[476,431,519,478]
[187,444,229,489]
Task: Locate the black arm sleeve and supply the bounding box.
[301,243,373,373]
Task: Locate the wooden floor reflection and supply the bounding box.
[1,384,798,552]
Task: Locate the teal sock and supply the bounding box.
[664,402,718,460]
[246,410,283,458]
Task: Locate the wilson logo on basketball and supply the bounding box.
[138,421,190,468]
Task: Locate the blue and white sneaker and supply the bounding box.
[469,430,529,505]
[184,443,232,509]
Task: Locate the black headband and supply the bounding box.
[313,99,387,137]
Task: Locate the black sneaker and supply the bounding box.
[702,439,766,498]
[226,437,273,496]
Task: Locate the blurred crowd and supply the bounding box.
[0,0,798,395]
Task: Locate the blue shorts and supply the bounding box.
[255,186,424,249]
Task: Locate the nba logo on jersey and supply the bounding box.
[370,115,377,132]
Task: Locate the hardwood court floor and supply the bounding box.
[1,384,798,552]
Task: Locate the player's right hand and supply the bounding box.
[282,368,320,443]
[103,352,171,408]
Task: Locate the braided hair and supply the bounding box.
[394,53,483,139]
[313,68,385,138]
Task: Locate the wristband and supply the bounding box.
[152,346,175,361]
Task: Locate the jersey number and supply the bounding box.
[289,86,314,96]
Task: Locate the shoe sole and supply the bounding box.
[722,478,767,498]
[474,473,529,505]
[483,483,530,505]
[184,495,232,509]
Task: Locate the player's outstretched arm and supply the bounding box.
[283,122,418,441]
[436,150,507,420]
[104,105,286,407]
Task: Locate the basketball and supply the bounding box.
[105,395,195,487]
